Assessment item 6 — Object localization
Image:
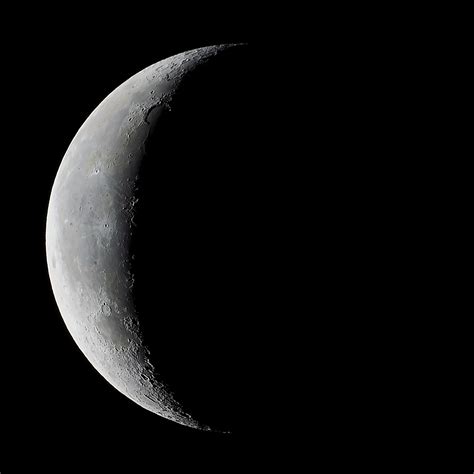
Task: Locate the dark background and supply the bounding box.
[3,9,285,470]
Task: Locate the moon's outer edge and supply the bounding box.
[46,44,242,431]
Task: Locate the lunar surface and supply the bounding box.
[46,44,256,432]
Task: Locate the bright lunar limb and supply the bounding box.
[46,44,249,431]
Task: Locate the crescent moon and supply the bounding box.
[46,44,247,431]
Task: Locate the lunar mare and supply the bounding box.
[46,45,243,430]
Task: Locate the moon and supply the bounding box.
[46,44,253,432]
